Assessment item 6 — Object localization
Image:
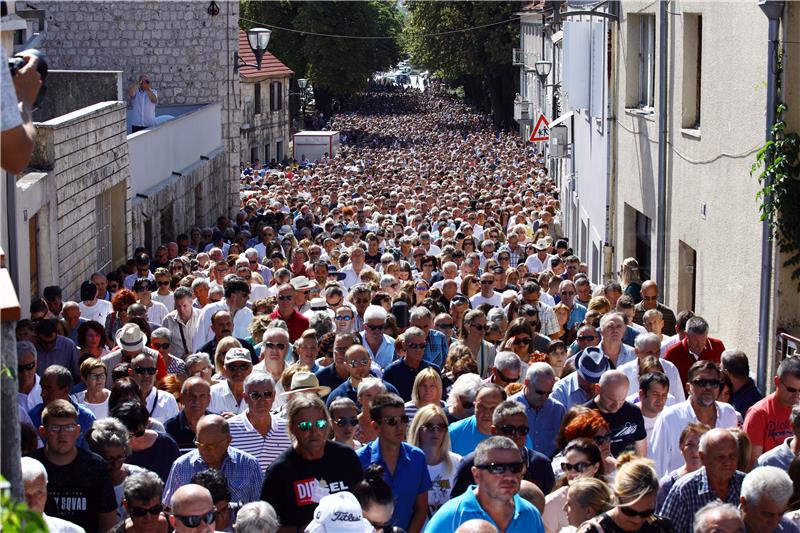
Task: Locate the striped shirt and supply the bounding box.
[228,411,292,472]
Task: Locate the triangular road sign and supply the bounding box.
[529,113,550,142]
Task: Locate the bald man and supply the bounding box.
[169,484,216,533]
[585,370,647,457]
[454,519,500,533]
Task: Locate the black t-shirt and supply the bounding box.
[581,513,674,533]
[585,399,647,457]
[261,440,364,528]
[365,251,382,267]
[126,432,181,482]
[30,448,117,533]
[451,446,555,497]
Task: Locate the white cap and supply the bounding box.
[304,492,373,533]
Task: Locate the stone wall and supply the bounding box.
[34,70,123,122]
[36,0,241,216]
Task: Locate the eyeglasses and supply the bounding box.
[348,358,370,367]
[641,295,658,302]
[277,295,294,301]
[781,380,800,394]
[172,511,217,528]
[130,503,163,517]
[577,335,597,341]
[435,323,454,330]
[414,285,428,291]
[406,342,426,350]
[378,415,409,426]
[474,462,524,475]
[87,372,106,381]
[691,378,722,389]
[470,324,489,331]
[18,361,36,372]
[494,369,518,384]
[194,436,229,449]
[153,342,170,349]
[334,417,359,427]
[335,315,352,321]
[156,281,170,286]
[133,367,157,376]
[46,423,77,433]
[421,422,447,432]
[618,506,655,519]
[480,280,494,285]
[263,342,287,350]
[226,363,252,372]
[499,424,529,437]
[560,291,575,296]
[247,390,274,401]
[366,324,385,331]
[297,419,328,431]
[512,337,531,345]
[534,388,553,396]
[562,461,594,473]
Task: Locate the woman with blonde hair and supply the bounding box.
[404,367,444,420]
[576,454,672,533]
[618,257,643,304]
[213,336,243,378]
[458,309,497,378]
[563,478,614,531]
[406,404,462,518]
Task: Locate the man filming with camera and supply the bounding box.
[128,73,158,132]
[1,46,43,174]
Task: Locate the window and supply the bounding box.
[265,144,270,163]
[270,81,283,112]
[96,190,112,273]
[638,14,656,108]
[254,82,261,115]
[250,147,258,164]
[276,140,284,163]
[682,14,702,128]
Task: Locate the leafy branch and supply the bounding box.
[0,476,48,533]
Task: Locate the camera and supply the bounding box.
[8,48,48,109]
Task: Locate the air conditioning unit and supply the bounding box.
[512,48,524,66]
[513,100,531,122]
[549,124,569,158]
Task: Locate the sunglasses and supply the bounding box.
[562,461,593,473]
[435,323,454,330]
[226,363,251,372]
[334,417,359,427]
[480,280,494,285]
[414,285,428,291]
[247,390,274,401]
[153,342,170,349]
[130,504,163,517]
[348,358,371,367]
[421,422,447,432]
[782,380,800,394]
[277,295,294,301]
[298,419,328,431]
[406,342,426,350]
[499,424,529,437]
[156,281,170,286]
[263,342,287,350]
[691,378,722,389]
[470,324,489,331]
[18,361,36,371]
[512,337,531,345]
[335,315,352,321]
[618,506,655,519]
[560,291,576,296]
[133,367,157,375]
[577,335,597,341]
[378,415,409,426]
[474,462,524,475]
[173,511,217,528]
[366,324,385,331]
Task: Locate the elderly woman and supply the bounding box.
[185,352,214,384]
[355,377,387,444]
[260,393,364,530]
[78,320,111,360]
[458,310,496,377]
[76,357,111,419]
[87,418,143,523]
[108,470,168,533]
[404,367,444,420]
[329,397,361,449]
[444,372,482,424]
[655,422,710,510]
[110,401,180,482]
[150,327,186,379]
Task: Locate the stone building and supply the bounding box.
[238,29,293,166]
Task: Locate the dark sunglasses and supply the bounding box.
[247,390,274,401]
[263,342,287,350]
[422,422,447,432]
[593,434,612,445]
[475,462,524,475]
[435,322,454,330]
[495,369,518,384]
[366,324,385,331]
[277,295,293,301]
[378,415,409,427]
[618,506,655,519]
[133,367,157,375]
[334,417,359,427]
[406,342,426,350]
[562,461,593,473]
[153,342,170,350]
[480,280,494,285]
[298,419,328,431]
[226,363,251,372]
[691,378,722,389]
[131,504,163,517]
[18,361,36,371]
[782,380,800,394]
[577,335,598,341]
[172,511,216,528]
[470,324,489,331]
[512,337,531,345]
[156,281,170,286]
[499,424,529,437]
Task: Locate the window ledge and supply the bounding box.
[624,107,655,120]
[681,127,701,139]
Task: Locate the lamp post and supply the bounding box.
[291,78,310,131]
[234,27,271,72]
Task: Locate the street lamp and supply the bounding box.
[298,78,308,90]
[534,60,552,81]
[291,78,311,130]
[234,27,272,72]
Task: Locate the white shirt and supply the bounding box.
[145,300,169,326]
[152,291,174,313]
[248,283,270,304]
[18,374,42,412]
[209,380,248,415]
[525,253,553,274]
[193,300,254,352]
[341,263,372,289]
[618,357,686,403]
[161,308,201,359]
[650,400,739,477]
[78,299,113,325]
[75,390,109,420]
[539,291,556,308]
[228,411,292,472]
[130,87,157,127]
[1,46,22,132]
[142,387,180,424]
[470,292,502,309]
[44,514,86,533]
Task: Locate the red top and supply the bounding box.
[664,336,726,385]
[742,392,793,452]
[269,308,310,342]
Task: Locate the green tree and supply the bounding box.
[241,0,403,116]
[404,1,520,127]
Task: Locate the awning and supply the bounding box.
[550,110,574,128]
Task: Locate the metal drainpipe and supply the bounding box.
[655,0,668,300]
[5,171,19,290]
[757,0,784,391]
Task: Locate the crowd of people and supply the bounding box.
[15,84,800,533]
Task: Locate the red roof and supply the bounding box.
[238,29,294,80]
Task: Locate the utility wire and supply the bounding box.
[239,16,521,40]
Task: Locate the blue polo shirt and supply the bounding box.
[382,358,441,402]
[314,363,349,391]
[423,484,544,533]
[448,416,534,457]
[566,302,587,330]
[357,440,432,530]
[510,392,565,458]
[360,332,396,369]
[326,378,399,409]
[422,329,449,368]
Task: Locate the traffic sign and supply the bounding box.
[529,114,550,142]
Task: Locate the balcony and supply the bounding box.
[512,48,525,66]
[514,100,532,123]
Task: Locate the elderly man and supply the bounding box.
[665,315,726,386]
[165,377,212,449]
[228,371,292,472]
[410,306,449,369]
[268,283,309,342]
[452,400,555,498]
[35,318,81,382]
[341,246,371,289]
[201,309,258,363]
[314,332,358,390]
[633,280,677,334]
[326,345,399,408]
[102,322,161,388]
[22,456,86,533]
[60,301,86,345]
[163,414,263,508]
[233,501,280,533]
[510,362,565,458]
[254,327,290,409]
[383,326,442,402]
[585,370,647,457]
[17,340,42,412]
[651,361,739,477]
[29,365,96,450]
[721,349,764,419]
[129,352,180,423]
[161,286,201,359]
[597,312,637,368]
[486,351,522,387]
[740,467,796,533]
[757,403,800,469]
[693,502,746,533]
[558,280,587,332]
[661,429,745,532]
[194,277,254,350]
[168,484,217,533]
[361,305,396,369]
[551,346,608,409]
[618,332,685,402]
[425,436,545,533]
[209,347,253,417]
[524,239,553,275]
[743,355,800,465]
[449,384,510,457]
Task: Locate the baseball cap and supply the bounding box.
[304,492,373,533]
